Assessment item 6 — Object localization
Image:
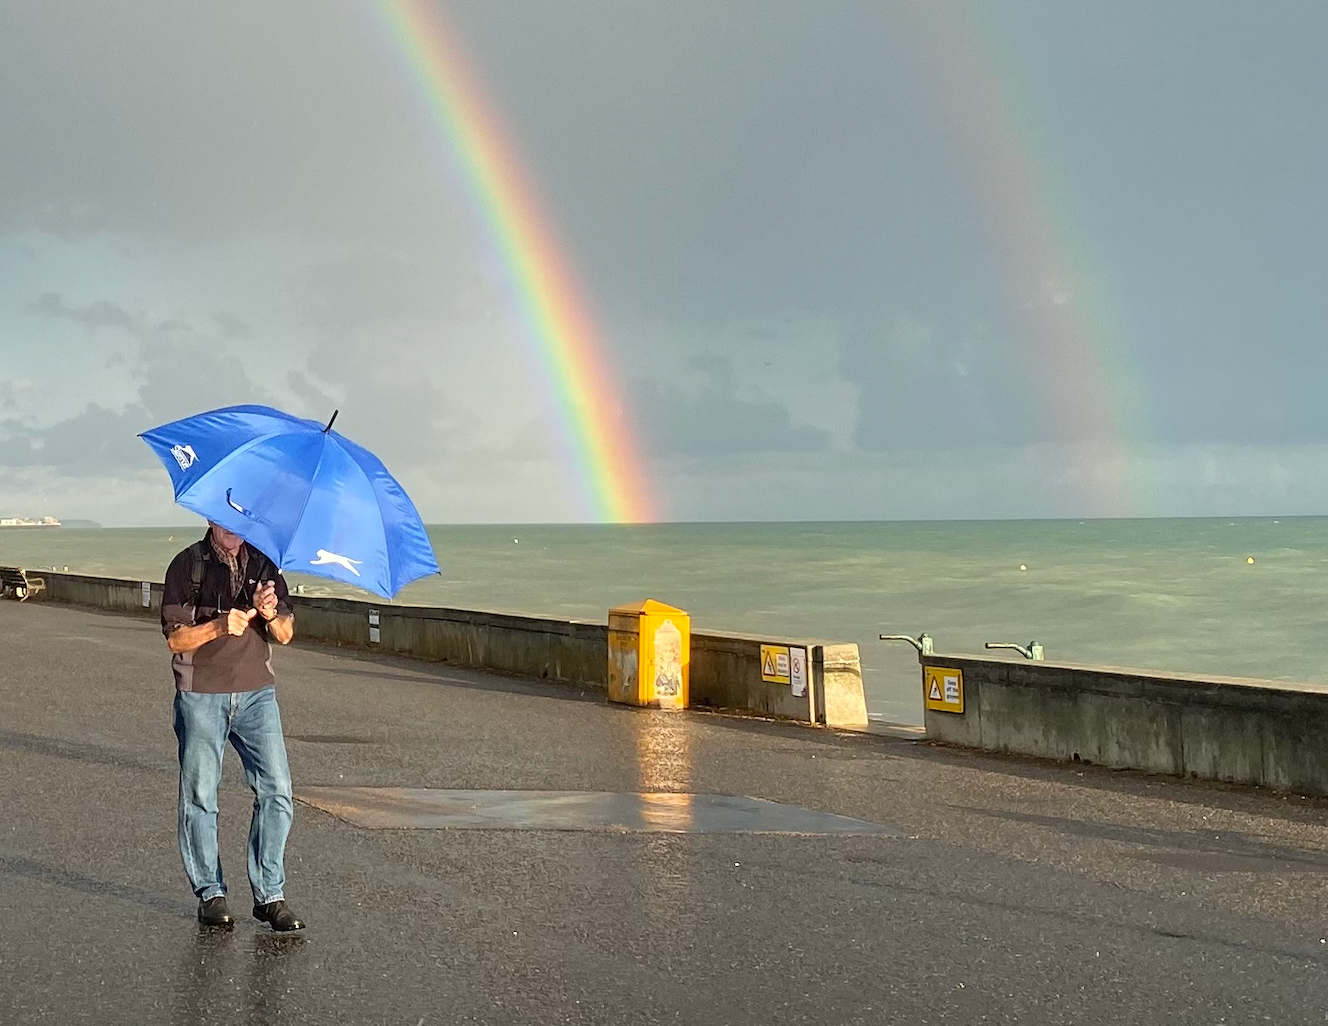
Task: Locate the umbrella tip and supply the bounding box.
[323,410,339,434]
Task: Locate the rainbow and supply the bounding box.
[897,4,1152,517]
[374,0,655,523]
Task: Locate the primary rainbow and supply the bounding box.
[374,0,655,523]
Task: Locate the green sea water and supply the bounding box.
[4,518,1325,725]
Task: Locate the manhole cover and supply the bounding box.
[295,787,899,835]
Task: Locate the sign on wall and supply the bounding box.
[761,644,790,685]
[789,646,808,698]
[924,666,964,714]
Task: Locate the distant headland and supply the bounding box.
[0,517,102,529]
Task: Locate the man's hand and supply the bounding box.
[253,580,295,646]
[254,581,279,622]
[227,607,258,636]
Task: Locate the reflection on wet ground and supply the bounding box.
[175,924,309,1026]
[295,786,898,835]
[634,713,692,793]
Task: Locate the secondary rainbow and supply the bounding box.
[899,3,1154,517]
[375,0,654,522]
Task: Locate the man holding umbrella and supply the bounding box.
[161,520,305,932]
[142,404,442,930]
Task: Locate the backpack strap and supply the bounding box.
[187,540,211,617]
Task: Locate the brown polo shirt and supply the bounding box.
[160,538,293,693]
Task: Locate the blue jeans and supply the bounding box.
[173,686,293,905]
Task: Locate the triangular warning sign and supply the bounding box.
[929,680,943,701]
[763,653,776,676]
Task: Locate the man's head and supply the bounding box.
[207,521,243,556]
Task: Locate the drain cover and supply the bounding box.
[295,787,898,835]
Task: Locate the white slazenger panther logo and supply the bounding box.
[311,549,362,576]
[171,444,198,470]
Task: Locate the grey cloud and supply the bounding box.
[0,378,37,412]
[131,332,277,427]
[297,245,489,332]
[504,421,551,462]
[29,292,136,332]
[25,293,257,364]
[0,2,441,244]
[0,313,278,474]
[213,313,253,340]
[285,370,337,419]
[293,337,465,467]
[0,404,153,473]
[842,319,1045,451]
[10,275,473,478]
[634,354,831,456]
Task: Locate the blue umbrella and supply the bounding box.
[140,404,440,599]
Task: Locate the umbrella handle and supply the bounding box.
[226,489,275,527]
[227,489,259,521]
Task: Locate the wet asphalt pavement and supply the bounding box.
[3,600,1328,1024]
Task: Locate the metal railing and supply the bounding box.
[880,632,1046,661]
[985,641,1045,661]
[880,633,933,655]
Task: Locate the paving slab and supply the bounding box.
[295,787,901,834]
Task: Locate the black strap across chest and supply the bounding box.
[188,539,275,612]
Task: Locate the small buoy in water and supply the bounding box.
[1247,556,1255,565]
[1019,564,1028,572]
[513,538,519,544]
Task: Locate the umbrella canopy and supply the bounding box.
[140,404,440,599]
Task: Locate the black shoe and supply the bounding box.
[197,896,234,927]
[252,899,305,932]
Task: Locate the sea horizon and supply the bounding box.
[10,511,1326,530]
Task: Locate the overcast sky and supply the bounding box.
[3,0,1326,525]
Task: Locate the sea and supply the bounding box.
[4,518,1327,726]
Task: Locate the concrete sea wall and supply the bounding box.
[8,569,869,730]
[14,566,1328,795]
[920,653,1328,795]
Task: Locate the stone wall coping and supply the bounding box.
[15,569,850,651]
[920,652,1328,699]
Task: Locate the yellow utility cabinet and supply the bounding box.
[607,600,690,710]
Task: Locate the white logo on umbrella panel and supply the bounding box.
[311,549,362,576]
[171,444,198,470]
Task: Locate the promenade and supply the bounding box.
[3,600,1327,1025]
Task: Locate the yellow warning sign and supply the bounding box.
[761,644,790,685]
[924,666,964,714]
